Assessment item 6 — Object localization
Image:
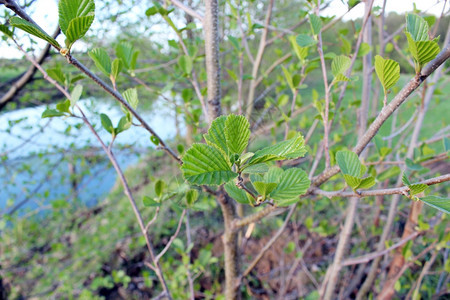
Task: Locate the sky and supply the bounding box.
[0,0,448,59]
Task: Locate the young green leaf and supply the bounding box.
[47,68,66,84]
[110,58,123,82]
[420,195,449,214]
[181,143,238,185]
[42,109,66,118]
[409,184,428,196]
[123,88,139,110]
[336,150,361,178]
[402,173,411,186]
[225,181,251,204]
[289,35,308,61]
[70,84,83,108]
[178,55,193,74]
[331,55,351,77]
[58,0,95,34]
[374,55,400,94]
[406,13,429,42]
[225,114,250,156]
[65,14,95,48]
[357,176,376,189]
[245,133,307,166]
[115,116,131,134]
[270,168,310,206]
[282,65,295,91]
[186,189,199,206]
[204,116,228,154]
[88,48,111,77]
[155,179,166,198]
[56,99,71,113]
[296,34,317,48]
[115,42,134,69]
[9,17,60,48]
[308,14,322,35]
[241,163,269,174]
[252,181,278,198]
[0,24,13,39]
[143,196,161,207]
[100,113,114,135]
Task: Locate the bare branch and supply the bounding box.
[169,0,203,21]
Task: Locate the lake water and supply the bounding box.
[0,98,179,215]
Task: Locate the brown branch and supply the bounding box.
[313,173,450,198]
[155,209,187,262]
[0,26,60,110]
[168,0,203,21]
[342,231,420,267]
[245,0,274,117]
[312,44,450,189]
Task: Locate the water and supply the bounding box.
[0,97,179,215]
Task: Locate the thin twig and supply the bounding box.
[156,209,187,262]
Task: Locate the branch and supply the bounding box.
[312,44,450,189]
[236,204,297,284]
[0,26,60,110]
[232,205,279,230]
[155,209,187,262]
[169,0,203,21]
[313,173,450,198]
[341,231,420,267]
[245,0,274,117]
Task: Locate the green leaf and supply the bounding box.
[420,196,449,214]
[88,48,111,77]
[110,58,123,81]
[336,150,361,178]
[264,167,284,184]
[155,179,166,198]
[70,84,82,108]
[282,65,295,91]
[374,55,400,93]
[405,158,422,170]
[246,133,307,166]
[225,181,250,204]
[150,135,159,145]
[143,196,161,207]
[406,14,429,42]
[357,176,376,189]
[65,14,94,47]
[225,114,250,156]
[296,34,317,48]
[178,55,193,74]
[252,181,277,198]
[444,137,450,152]
[186,189,198,206]
[289,35,308,61]
[181,143,238,185]
[204,116,228,154]
[358,42,371,57]
[58,0,95,34]
[56,99,71,113]
[115,42,133,69]
[402,173,411,186]
[241,163,269,174]
[123,88,139,110]
[309,14,322,35]
[270,168,310,206]
[42,109,66,118]
[47,68,66,84]
[415,40,440,65]
[333,73,350,82]
[100,113,114,135]
[9,17,60,48]
[115,116,131,134]
[343,174,362,190]
[377,166,401,181]
[331,55,351,77]
[409,184,428,196]
[0,24,13,38]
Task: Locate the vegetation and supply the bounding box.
[0,0,449,299]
